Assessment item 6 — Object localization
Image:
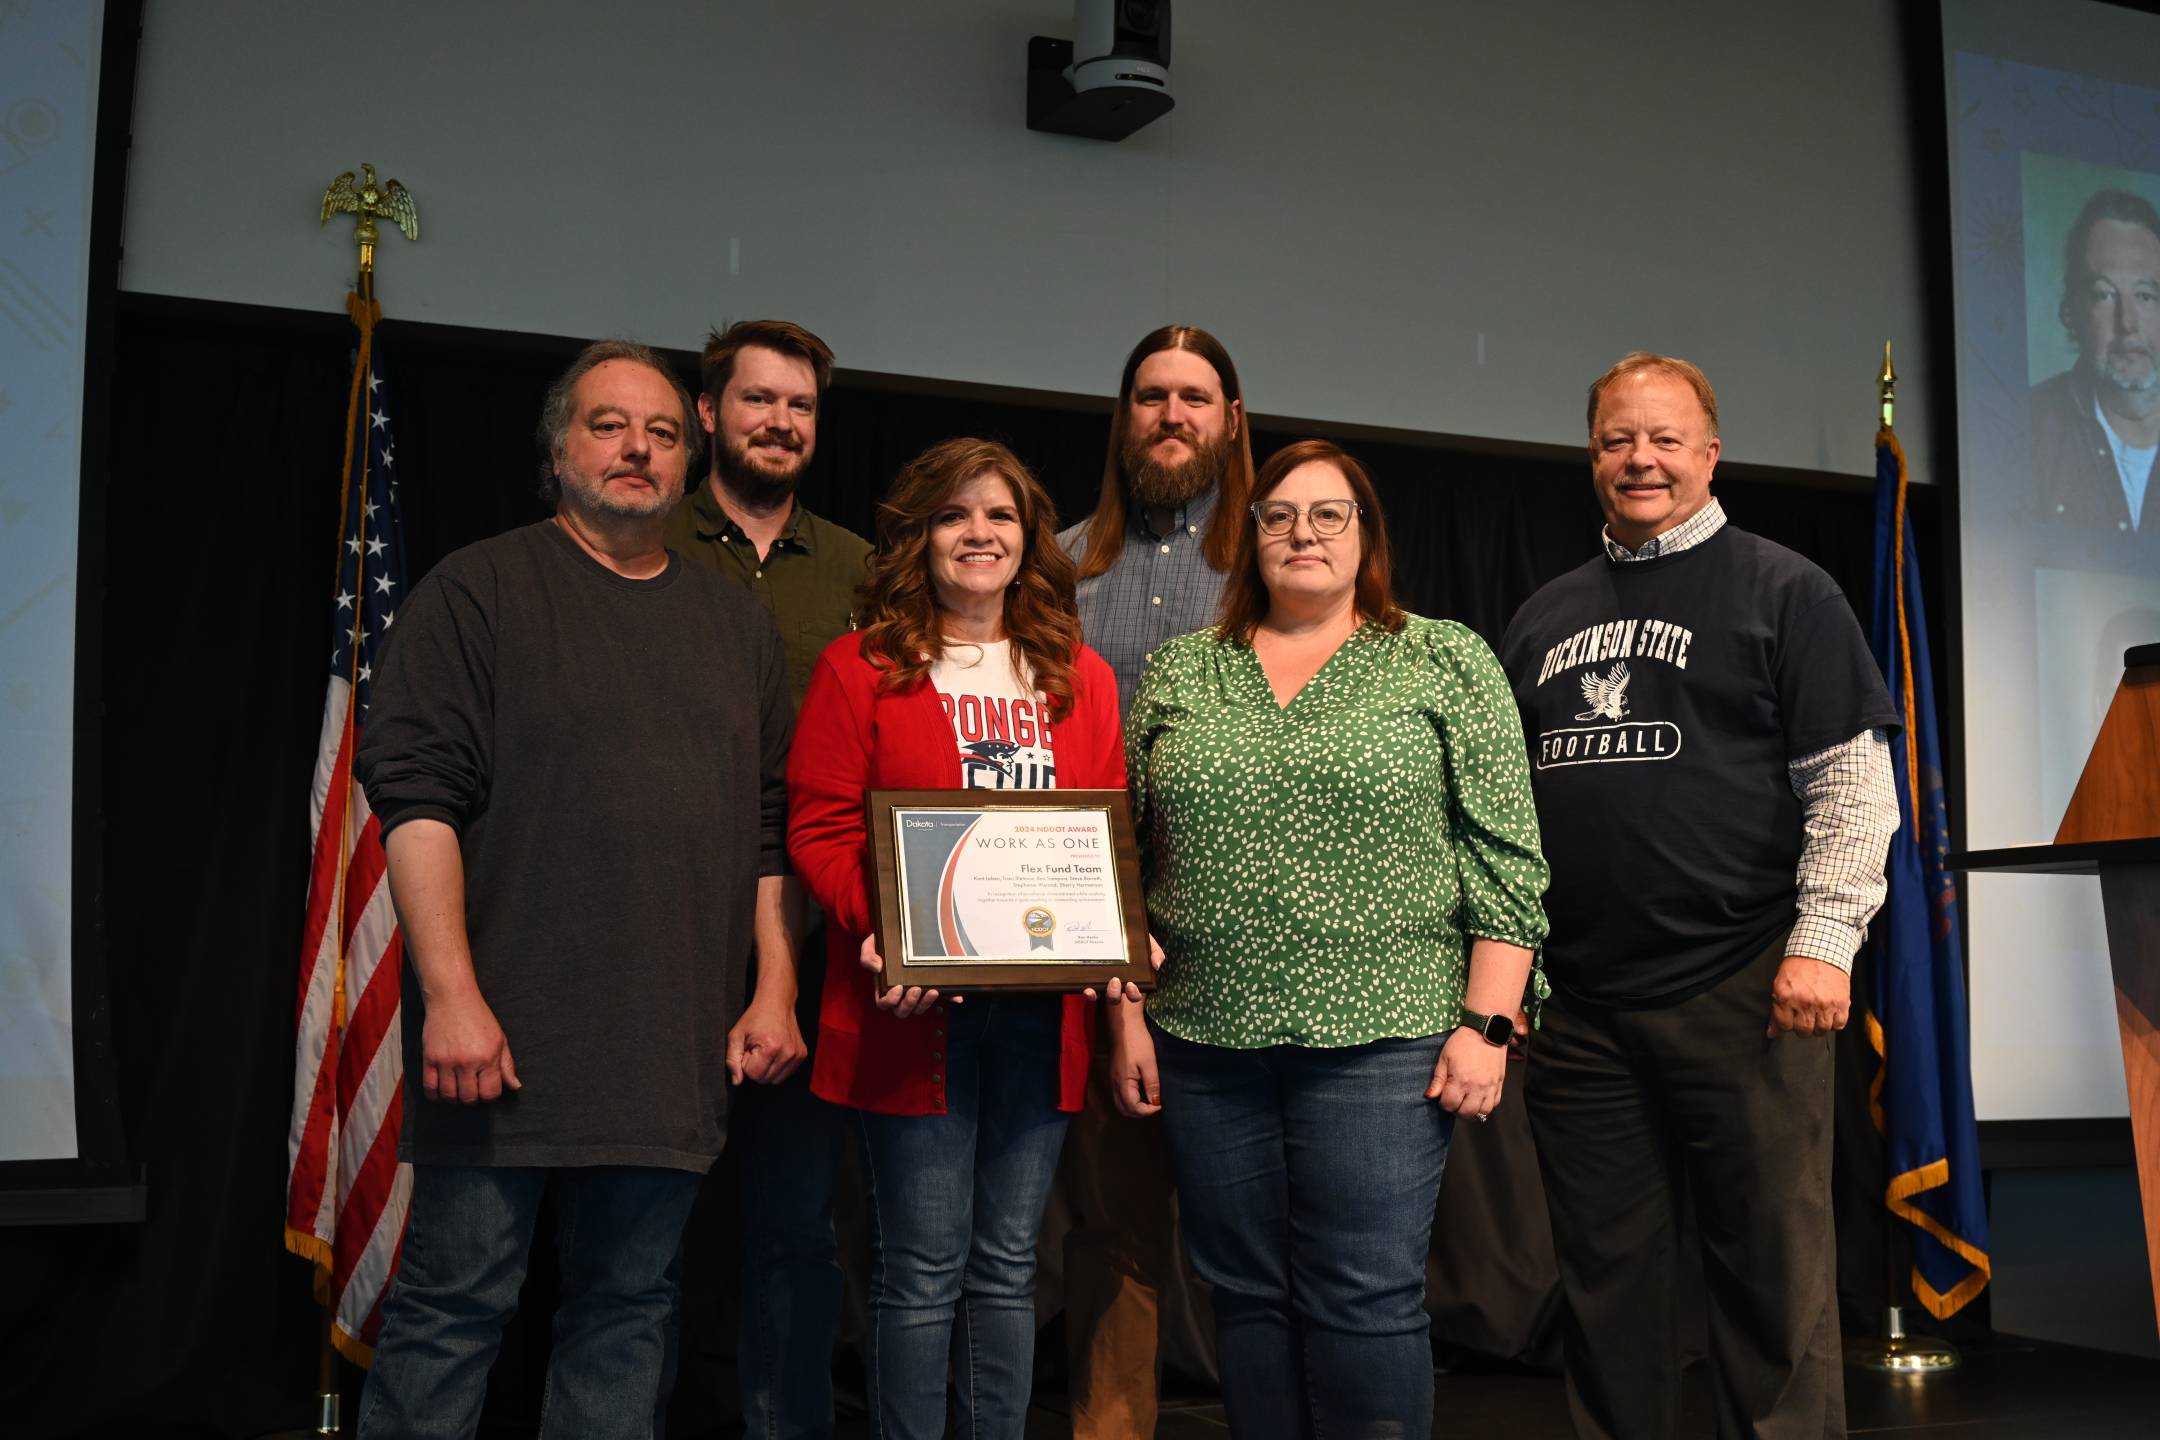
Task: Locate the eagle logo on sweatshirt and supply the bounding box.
[1573,662,1632,723]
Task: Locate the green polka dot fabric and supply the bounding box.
[1129,615,1551,1049]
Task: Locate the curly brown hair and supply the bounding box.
[857,438,1083,716]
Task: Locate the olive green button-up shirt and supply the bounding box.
[665,481,871,706]
[1128,616,1550,1049]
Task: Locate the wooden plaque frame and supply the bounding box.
[866,788,1153,995]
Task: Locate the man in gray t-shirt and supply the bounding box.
[356,340,795,1440]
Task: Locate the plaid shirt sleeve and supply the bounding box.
[1783,727,1899,971]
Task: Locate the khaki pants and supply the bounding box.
[1054,1047,1211,1438]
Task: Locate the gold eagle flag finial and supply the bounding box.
[321,163,419,300]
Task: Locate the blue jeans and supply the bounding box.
[852,995,1070,1440]
[360,1163,703,1440]
[735,1062,847,1438]
[1151,1023,1455,1440]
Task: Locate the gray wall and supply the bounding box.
[120,0,1933,479]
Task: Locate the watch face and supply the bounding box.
[1481,1013,1513,1045]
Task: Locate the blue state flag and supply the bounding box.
[1866,426,1991,1318]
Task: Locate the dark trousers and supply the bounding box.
[735,1064,848,1438]
[1525,939,1844,1440]
[666,926,848,1440]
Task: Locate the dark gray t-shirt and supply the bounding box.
[358,520,791,1171]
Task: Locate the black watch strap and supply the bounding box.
[1458,1007,1512,1046]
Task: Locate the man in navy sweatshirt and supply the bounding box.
[1500,353,1900,1440]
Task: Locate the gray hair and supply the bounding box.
[535,339,703,506]
[2060,189,2160,351]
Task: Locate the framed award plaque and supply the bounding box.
[865,788,1153,994]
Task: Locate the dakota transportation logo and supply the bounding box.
[1024,907,1057,951]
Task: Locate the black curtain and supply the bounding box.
[0,297,1952,1437]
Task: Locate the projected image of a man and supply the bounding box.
[2032,188,2160,537]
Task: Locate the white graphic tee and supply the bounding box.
[928,639,1057,790]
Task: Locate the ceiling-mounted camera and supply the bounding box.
[1027,0,1174,142]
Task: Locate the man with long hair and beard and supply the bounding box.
[1053,325,1254,1436]
[663,320,871,1438]
[1062,325,1255,713]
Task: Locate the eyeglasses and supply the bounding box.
[1250,499,1361,537]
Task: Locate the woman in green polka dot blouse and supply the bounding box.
[1108,438,1551,1437]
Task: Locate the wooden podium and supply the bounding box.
[1949,642,2160,1328]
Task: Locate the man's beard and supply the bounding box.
[559,463,679,521]
[715,430,812,509]
[2093,344,2160,419]
[1122,424,1230,510]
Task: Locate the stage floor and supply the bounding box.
[969,1333,2160,1439]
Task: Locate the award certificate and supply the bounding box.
[866,788,1152,993]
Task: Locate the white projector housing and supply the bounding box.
[1027,1,1175,142]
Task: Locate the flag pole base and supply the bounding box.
[1846,1305,1960,1373]
[315,1389,342,1435]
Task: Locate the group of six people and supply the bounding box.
[352,319,1899,1440]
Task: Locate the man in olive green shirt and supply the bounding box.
[662,319,869,1439]
[665,323,870,705]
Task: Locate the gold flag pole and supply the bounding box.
[1844,339,1961,1377]
[1883,334,1900,431]
[282,163,420,1440]
[320,166,417,556]
[315,1307,341,1437]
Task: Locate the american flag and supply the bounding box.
[284,310,412,1364]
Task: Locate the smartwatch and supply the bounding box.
[1457,1007,1512,1047]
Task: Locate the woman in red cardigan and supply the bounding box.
[787,437,1128,1440]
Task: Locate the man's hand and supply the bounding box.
[1768,956,1851,1039]
[421,991,520,1103]
[727,994,808,1086]
[1429,1027,1508,1118]
[386,819,512,1103]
